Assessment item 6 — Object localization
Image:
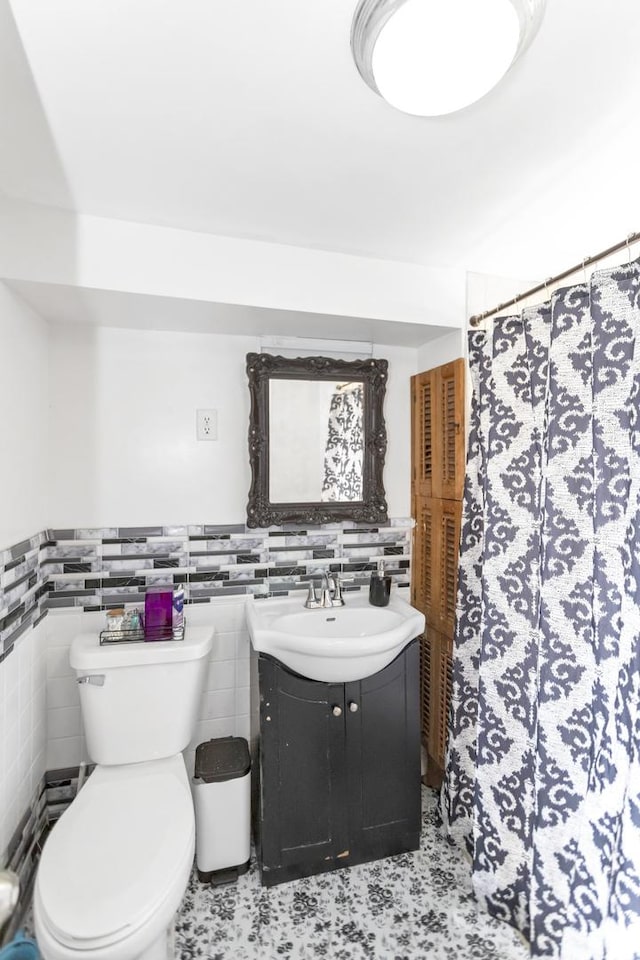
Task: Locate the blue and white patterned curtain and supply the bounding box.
[441,260,640,959]
[321,384,363,501]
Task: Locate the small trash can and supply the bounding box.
[192,736,251,885]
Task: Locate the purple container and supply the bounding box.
[144,587,173,640]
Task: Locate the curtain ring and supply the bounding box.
[627,233,633,264]
[582,258,589,285]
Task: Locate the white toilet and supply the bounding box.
[34,625,213,960]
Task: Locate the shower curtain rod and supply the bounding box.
[468,230,640,328]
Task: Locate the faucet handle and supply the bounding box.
[332,575,345,606]
[304,581,317,608]
[320,588,333,608]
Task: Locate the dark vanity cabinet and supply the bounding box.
[257,639,421,886]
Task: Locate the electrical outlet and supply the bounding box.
[196,409,217,441]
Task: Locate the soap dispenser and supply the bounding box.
[369,559,391,607]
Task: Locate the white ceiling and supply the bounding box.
[2,0,640,337]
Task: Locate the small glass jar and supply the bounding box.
[106,608,125,631]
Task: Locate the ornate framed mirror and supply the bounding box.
[246,353,388,527]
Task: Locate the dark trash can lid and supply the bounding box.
[194,736,251,783]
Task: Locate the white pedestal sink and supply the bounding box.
[247,590,425,682]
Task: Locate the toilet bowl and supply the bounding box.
[35,755,194,960]
[33,626,213,960]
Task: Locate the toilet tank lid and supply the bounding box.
[70,625,214,670]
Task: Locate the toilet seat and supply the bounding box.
[35,755,194,955]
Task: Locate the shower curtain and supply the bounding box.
[441,260,640,959]
[321,383,363,501]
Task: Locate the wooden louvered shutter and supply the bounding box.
[438,501,462,636]
[411,358,465,788]
[411,370,436,502]
[420,633,432,755]
[411,497,434,615]
[413,498,461,637]
[427,629,454,771]
[439,361,465,500]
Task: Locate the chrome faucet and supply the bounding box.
[304,572,345,608]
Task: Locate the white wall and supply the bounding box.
[0,281,49,550]
[378,345,414,518]
[416,328,465,372]
[466,270,541,320]
[48,325,257,527]
[48,324,416,525]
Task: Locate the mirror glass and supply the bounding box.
[246,353,388,527]
[269,379,363,503]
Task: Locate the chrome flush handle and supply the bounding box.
[77,674,105,686]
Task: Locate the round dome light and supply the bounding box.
[351,0,546,117]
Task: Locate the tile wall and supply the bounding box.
[0,532,49,664]
[42,520,412,607]
[0,534,48,871]
[0,620,47,906]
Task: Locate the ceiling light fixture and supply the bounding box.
[351,0,546,117]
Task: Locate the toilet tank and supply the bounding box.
[70,626,214,765]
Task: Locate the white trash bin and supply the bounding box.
[192,736,251,884]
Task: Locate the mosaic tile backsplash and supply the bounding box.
[0,531,48,663]
[1,520,412,661]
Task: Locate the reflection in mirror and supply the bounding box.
[269,380,364,503]
[246,353,388,527]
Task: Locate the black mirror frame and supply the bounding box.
[246,353,388,528]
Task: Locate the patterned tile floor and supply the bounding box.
[175,788,530,960]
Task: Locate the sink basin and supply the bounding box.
[246,591,425,682]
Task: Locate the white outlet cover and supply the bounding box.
[196,408,217,440]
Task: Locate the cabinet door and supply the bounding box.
[344,639,421,866]
[258,657,348,886]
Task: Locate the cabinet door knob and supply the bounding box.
[332,705,342,717]
[348,701,359,713]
